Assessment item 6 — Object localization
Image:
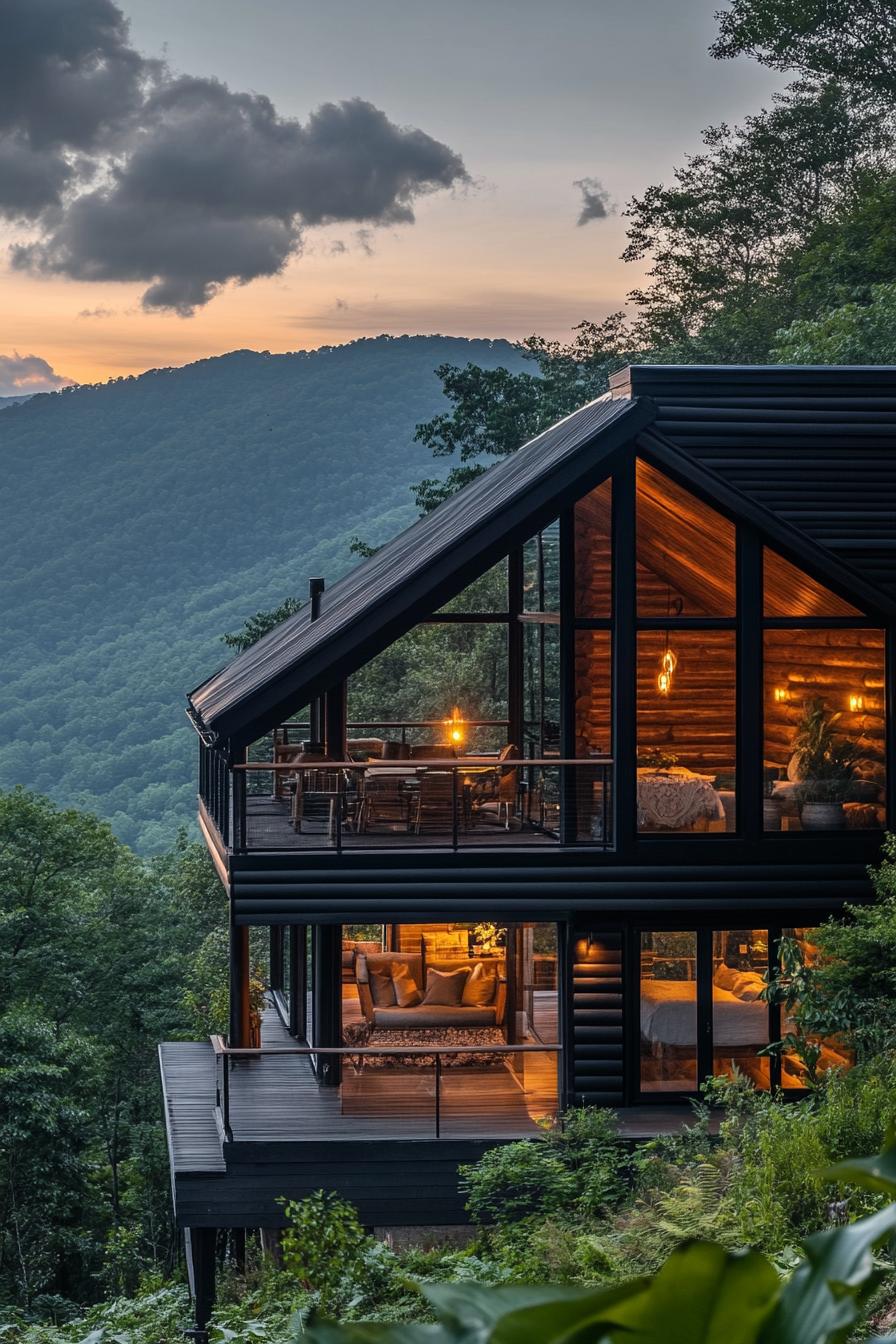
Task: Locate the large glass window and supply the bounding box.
[639,931,698,1093]
[637,630,737,833]
[763,629,886,831]
[712,929,770,1089]
[348,622,509,755]
[636,461,736,617]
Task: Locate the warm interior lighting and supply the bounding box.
[444,705,465,744]
[849,693,865,713]
[657,645,677,696]
[774,687,790,704]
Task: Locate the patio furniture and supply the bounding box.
[410,769,456,833]
[354,952,506,1029]
[358,770,409,832]
[475,744,521,830]
[409,742,456,760]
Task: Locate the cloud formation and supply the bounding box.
[0,351,74,397]
[574,177,614,225]
[4,1,468,314]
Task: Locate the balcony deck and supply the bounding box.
[159,1002,714,1185]
[244,796,558,851]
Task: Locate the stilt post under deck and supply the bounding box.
[184,1226,217,1341]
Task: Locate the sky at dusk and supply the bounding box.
[1,0,781,391]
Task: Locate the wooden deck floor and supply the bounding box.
[159,1006,715,1176]
[245,796,556,851]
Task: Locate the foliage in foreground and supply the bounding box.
[301,1136,896,1343]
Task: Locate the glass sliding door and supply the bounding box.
[639,931,699,1094]
[711,929,770,1088]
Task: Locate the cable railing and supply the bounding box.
[225,756,614,852]
[211,1036,561,1142]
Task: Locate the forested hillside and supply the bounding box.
[0,336,527,851]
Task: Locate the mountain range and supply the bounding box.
[0,335,527,850]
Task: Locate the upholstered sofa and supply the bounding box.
[354,952,506,1029]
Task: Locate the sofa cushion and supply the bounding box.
[372,1004,498,1029]
[424,966,470,1006]
[369,965,396,1007]
[462,962,497,1007]
[391,962,422,1008]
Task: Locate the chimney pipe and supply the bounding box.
[309,577,324,620]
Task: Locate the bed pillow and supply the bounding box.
[424,966,471,1006]
[732,972,765,1002]
[462,962,496,1007]
[391,962,422,1008]
[713,963,740,992]
[369,965,397,1007]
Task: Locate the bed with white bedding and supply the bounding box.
[640,977,768,1049]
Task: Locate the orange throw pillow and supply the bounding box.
[391,962,422,1008]
[369,965,396,1007]
[462,962,497,1006]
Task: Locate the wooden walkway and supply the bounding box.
[158,1041,226,1175]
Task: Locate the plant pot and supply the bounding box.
[763,798,782,832]
[800,801,845,830]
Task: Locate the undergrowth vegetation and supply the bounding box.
[8,1053,896,1342]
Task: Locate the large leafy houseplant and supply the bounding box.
[300,1135,896,1344]
[791,698,861,822]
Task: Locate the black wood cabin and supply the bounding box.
[162,365,896,1328]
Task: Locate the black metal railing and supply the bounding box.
[227,756,614,853]
[211,1036,561,1142]
[199,741,231,846]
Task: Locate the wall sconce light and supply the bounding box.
[443,706,465,745]
[849,693,865,713]
[773,687,790,704]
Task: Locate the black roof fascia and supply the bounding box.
[610,364,896,398]
[636,427,896,620]
[191,396,655,745]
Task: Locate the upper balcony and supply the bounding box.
[199,719,614,854]
[189,405,891,869]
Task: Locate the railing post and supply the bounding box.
[451,769,459,852]
[222,1050,232,1142]
[435,1051,442,1138]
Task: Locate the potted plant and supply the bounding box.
[248,970,267,1048]
[791,697,860,830]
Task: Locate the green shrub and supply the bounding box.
[460,1141,577,1227]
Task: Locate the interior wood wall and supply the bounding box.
[764,628,886,786]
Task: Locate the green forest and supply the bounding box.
[0,336,527,853]
[7,0,896,1340]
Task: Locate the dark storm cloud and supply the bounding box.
[0,0,155,217]
[5,3,468,312]
[574,176,614,225]
[0,351,73,396]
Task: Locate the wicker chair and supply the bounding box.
[358,771,408,832]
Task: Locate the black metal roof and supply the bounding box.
[191,365,896,744]
[190,394,654,742]
[611,365,896,601]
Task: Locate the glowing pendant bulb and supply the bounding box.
[657,645,677,695]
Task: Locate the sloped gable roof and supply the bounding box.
[191,366,896,745]
[190,394,654,741]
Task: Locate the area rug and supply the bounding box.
[342,1022,509,1068]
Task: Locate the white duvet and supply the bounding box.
[640,979,768,1048]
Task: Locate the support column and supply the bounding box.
[312,924,342,1085]
[269,926,284,994]
[229,924,251,1047]
[184,1227,217,1341]
[508,547,524,750]
[288,925,306,1039]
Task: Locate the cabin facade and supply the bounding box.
[161,365,896,1330]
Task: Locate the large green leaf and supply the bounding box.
[762,1203,896,1344]
[827,1127,896,1197]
